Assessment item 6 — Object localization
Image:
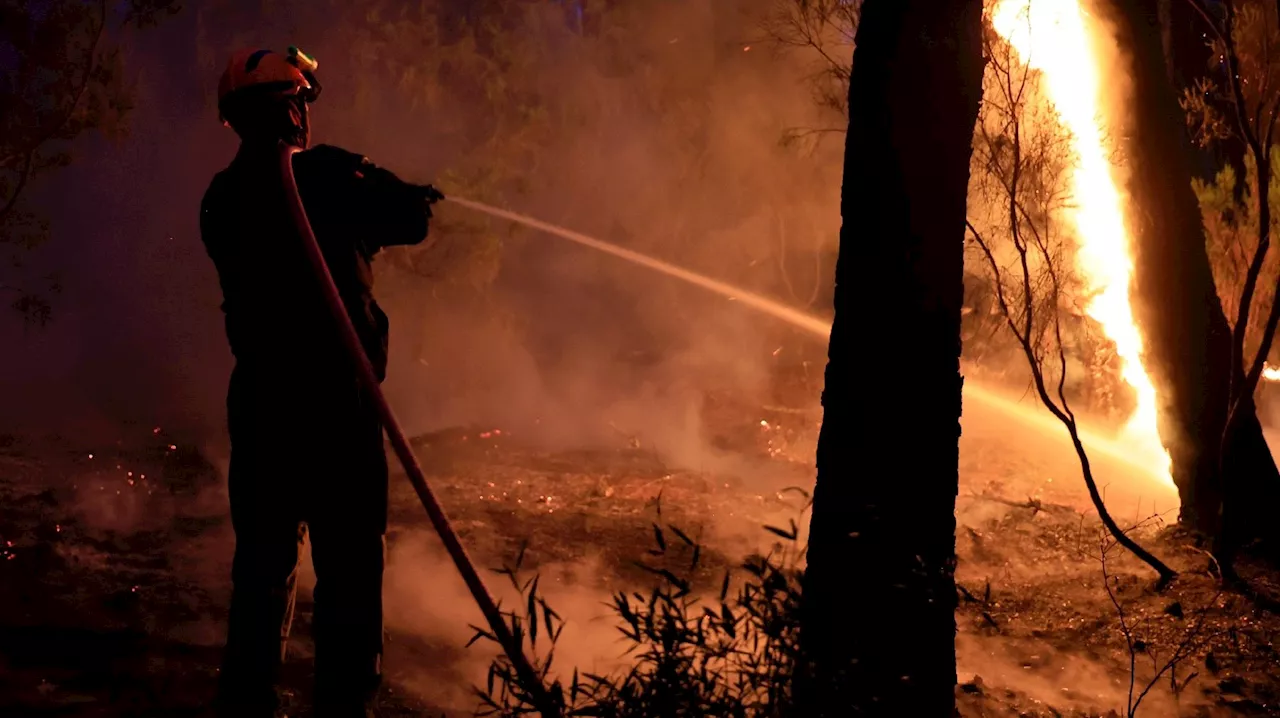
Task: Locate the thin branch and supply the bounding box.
[968,222,1176,581]
[807,228,823,308]
[762,0,857,122]
[1130,597,1216,716]
[776,209,800,306]
[1218,0,1274,409]
[1234,268,1280,414]
[782,127,846,139]
[1183,0,1228,45]
[2,0,110,225]
[1100,543,1139,715]
[966,32,1174,579]
[0,151,36,223]
[1265,90,1280,149]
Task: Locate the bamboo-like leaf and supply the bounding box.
[652,523,667,553]
[763,523,796,541]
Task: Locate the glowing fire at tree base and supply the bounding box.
[992,0,1172,485]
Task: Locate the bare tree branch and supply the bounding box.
[1100,533,1219,717]
[969,218,1175,582]
[762,0,860,122]
[1,0,109,226]
[0,151,36,225]
[967,29,1176,581]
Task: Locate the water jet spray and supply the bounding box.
[443,196,1176,492]
[445,196,833,338]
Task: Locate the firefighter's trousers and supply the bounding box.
[215,367,388,716]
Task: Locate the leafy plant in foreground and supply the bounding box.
[469,501,809,717]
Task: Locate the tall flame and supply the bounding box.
[992,0,1173,485]
[1264,363,1280,382]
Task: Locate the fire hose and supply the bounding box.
[277,142,558,717]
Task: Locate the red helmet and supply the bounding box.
[217,47,320,122]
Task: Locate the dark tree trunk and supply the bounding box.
[796,0,983,714]
[1107,0,1280,548]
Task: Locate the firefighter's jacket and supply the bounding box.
[200,143,431,388]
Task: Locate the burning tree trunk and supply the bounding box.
[1107,0,1280,552]
[797,0,984,714]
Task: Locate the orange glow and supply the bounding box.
[992,0,1172,485]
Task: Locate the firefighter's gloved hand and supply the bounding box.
[419,184,445,205]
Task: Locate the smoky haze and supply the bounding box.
[1,8,845,709]
[0,0,844,465]
[0,5,1220,716]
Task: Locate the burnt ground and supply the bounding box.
[2,386,1280,717]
